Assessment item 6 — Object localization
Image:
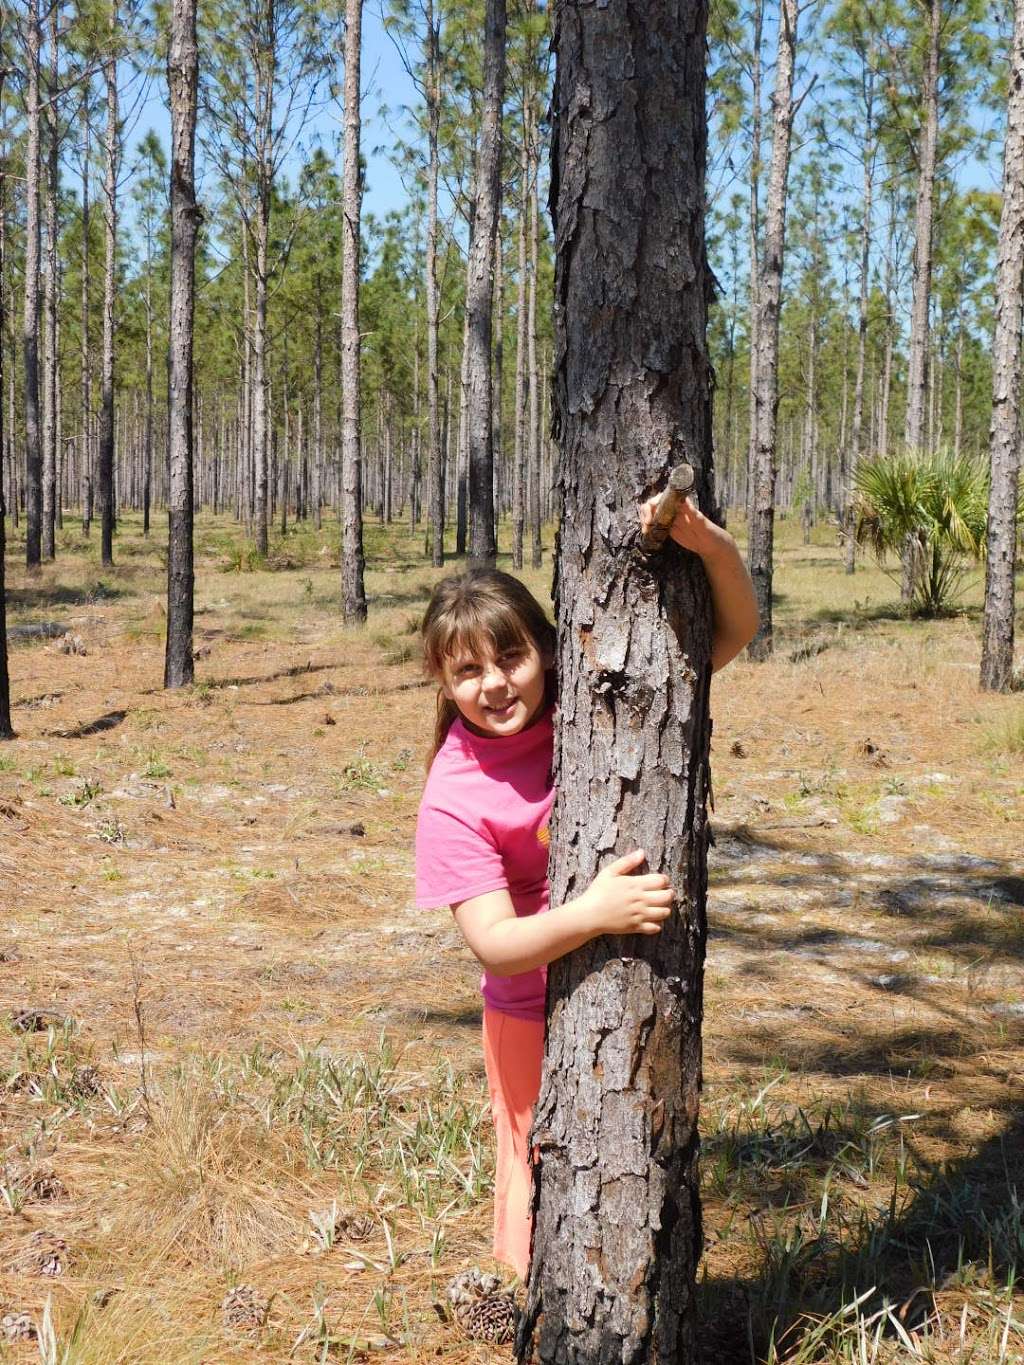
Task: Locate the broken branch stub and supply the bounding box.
[641,462,696,552]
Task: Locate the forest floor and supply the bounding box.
[0,510,1021,1363]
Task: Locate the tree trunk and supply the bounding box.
[252,192,270,557]
[492,233,504,533]
[745,0,763,532]
[512,109,529,570]
[846,56,874,574]
[99,7,119,567]
[516,0,713,1358]
[164,0,199,689]
[80,98,92,536]
[527,119,542,569]
[980,0,1024,692]
[904,0,940,458]
[23,0,43,567]
[144,216,154,536]
[0,65,14,739]
[466,0,505,569]
[42,4,59,560]
[425,0,443,565]
[340,0,367,621]
[746,0,798,661]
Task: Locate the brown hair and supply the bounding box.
[421,570,557,765]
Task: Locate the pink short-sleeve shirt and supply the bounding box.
[415,705,555,1021]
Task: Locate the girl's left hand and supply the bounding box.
[637,494,732,562]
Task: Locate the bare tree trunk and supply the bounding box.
[252,191,270,556]
[466,0,505,569]
[80,99,92,536]
[492,234,504,533]
[340,0,367,621]
[99,6,119,567]
[980,0,1024,692]
[164,0,199,689]
[313,284,323,531]
[516,1,714,1358]
[527,118,542,568]
[904,0,940,460]
[512,111,529,570]
[745,0,763,531]
[425,0,443,565]
[0,64,14,738]
[746,0,798,661]
[456,288,471,554]
[847,55,875,574]
[953,302,964,459]
[42,3,59,559]
[23,0,43,567]
[144,215,154,536]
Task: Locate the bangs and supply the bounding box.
[429,600,534,673]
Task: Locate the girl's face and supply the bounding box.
[441,636,551,738]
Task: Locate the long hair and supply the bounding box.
[421,570,557,765]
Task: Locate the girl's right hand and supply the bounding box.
[582,849,674,936]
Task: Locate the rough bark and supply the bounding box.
[746,0,798,660]
[980,0,1024,692]
[143,199,154,537]
[527,117,542,568]
[340,0,367,621]
[22,0,43,567]
[512,118,528,570]
[99,6,119,567]
[425,0,443,565]
[516,0,714,1359]
[466,0,505,569]
[847,52,875,575]
[745,0,763,532]
[80,98,92,536]
[903,0,940,461]
[0,64,13,739]
[164,0,199,689]
[42,4,59,560]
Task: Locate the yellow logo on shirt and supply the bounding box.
[537,825,550,849]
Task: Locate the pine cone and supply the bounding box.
[446,1268,517,1343]
[14,1231,71,1277]
[459,1295,518,1344]
[338,1210,374,1241]
[27,1169,67,1202]
[69,1065,101,1098]
[1,1312,37,1343]
[221,1285,269,1332]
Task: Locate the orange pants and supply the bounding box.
[481,1007,545,1280]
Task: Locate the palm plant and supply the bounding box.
[853,451,990,615]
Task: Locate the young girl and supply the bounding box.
[414,497,758,1281]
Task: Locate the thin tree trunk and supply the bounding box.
[144,215,154,536]
[164,0,199,689]
[466,0,505,569]
[512,110,529,570]
[846,56,874,574]
[340,0,367,621]
[313,283,323,531]
[953,304,964,459]
[0,64,14,738]
[23,0,43,567]
[980,0,1024,691]
[527,120,542,569]
[80,98,92,535]
[252,193,270,556]
[99,6,119,567]
[425,0,443,565]
[904,0,940,459]
[517,1,713,1357]
[492,234,504,533]
[747,0,798,660]
[42,3,59,559]
[745,0,763,531]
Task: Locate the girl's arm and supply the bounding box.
[453,848,672,977]
[638,496,759,672]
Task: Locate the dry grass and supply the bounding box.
[0,508,1022,1361]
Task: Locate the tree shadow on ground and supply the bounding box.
[699,1060,1023,1363]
